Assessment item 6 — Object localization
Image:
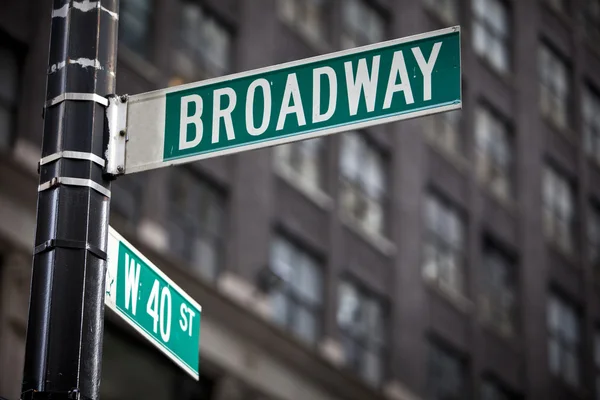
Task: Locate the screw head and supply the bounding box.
[120,95,127,103]
[119,130,126,137]
[117,165,124,173]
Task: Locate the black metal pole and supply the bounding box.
[21,1,119,399]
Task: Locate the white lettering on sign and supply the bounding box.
[124,253,140,315]
[383,50,414,109]
[147,279,173,342]
[212,88,237,144]
[312,66,337,123]
[246,78,271,136]
[412,42,442,101]
[344,56,380,116]
[276,73,306,131]
[179,303,197,337]
[179,95,204,150]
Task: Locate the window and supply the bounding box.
[547,294,581,387]
[542,166,576,255]
[479,243,517,337]
[539,44,570,130]
[111,174,144,224]
[583,86,600,165]
[268,235,323,345]
[427,342,466,400]
[174,2,231,80]
[595,330,600,400]
[481,378,517,400]
[341,0,385,49]
[340,132,387,236]
[423,0,459,24]
[337,280,386,386]
[274,138,326,191]
[584,0,600,43]
[423,193,466,295]
[168,168,225,281]
[119,0,153,57]
[0,42,19,150]
[475,105,513,202]
[278,0,326,43]
[472,0,510,74]
[589,202,600,279]
[423,110,463,158]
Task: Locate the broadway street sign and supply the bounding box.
[115,26,461,174]
[105,227,202,379]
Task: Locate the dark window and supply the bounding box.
[278,0,327,43]
[547,293,581,387]
[119,0,153,57]
[340,131,387,236]
[274,138,326,191]
[423,0,459,24]
[268,235,323,345]
[475,105,513,202]
[427,341,467,400]
[479,242,517,337]
[472,0,510,73]
[174,2,232,81]
[341,0,385,49]
[583,85,600,166]
[337,280,386,386]
[539,44,570,131]
[0,39,20,150]
[168,168,226,281]
[423,193,466,295]
[542,165,576,255]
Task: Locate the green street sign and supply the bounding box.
[105,227,202,379]
[115,26,461,175]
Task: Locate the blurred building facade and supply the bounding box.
[1,0,600,399]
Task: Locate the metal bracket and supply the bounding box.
[39,151,106,168]
[34,238,107,261]
[46,92,109,108]
[104,95,128,176]
[38,177,111,198]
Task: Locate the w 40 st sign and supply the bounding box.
[105,228,201,379]
[106,26,461,175]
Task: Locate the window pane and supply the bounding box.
[342,0,384,47]
[0,106,12,150]
[362,350,382,386]
[271,289,289,326]
[120,0,152,57]
[293,306,318,344]
[548,338,561,374]
[192,237,218,281]
[0,46,18,102]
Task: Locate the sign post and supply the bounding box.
[107,26,461,175]
[105,228,202,379]
[21,1,119,399]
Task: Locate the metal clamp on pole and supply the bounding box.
[38,177,111,198]
[46,93,109,108]
[39,151,106,168]
[104,95,128,176]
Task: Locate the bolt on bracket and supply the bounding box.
[104,94,128,176]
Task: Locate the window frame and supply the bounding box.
[277,0,329,44]
[422,190,467,295]
[341,0,387,49]
[427,338,468,400]
[583,83,600,165]
[173,1,234,81]
[547,291,582,388]
[268,232,324,346]
[542,163,577,255]
[471,0,512,74]
[474,102,514,202]
[479,238,518,338]
[538,42,571,131]
[337,277,388,387]
[339,130,389,237]
[167,167,227,281]
[274,137,328,192]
